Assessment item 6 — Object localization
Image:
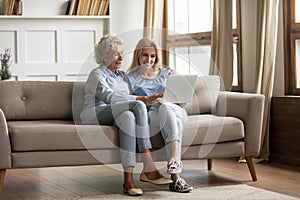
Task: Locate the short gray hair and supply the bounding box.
[94,35,123,65]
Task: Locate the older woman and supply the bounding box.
[80,35,171,196]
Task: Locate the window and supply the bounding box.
[165,0,241,91]
[284,0,300,94]
[296,0,300,22]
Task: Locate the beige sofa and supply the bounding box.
[0,76,265,192]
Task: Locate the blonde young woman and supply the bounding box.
[124,38,193,193]
[80,35,171,196]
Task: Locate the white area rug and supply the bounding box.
[80,184,299,200]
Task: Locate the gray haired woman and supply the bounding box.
[80,35,171,196]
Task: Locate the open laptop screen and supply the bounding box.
[162,75,197,103]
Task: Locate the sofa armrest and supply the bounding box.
[0,109,11,169]
[216,91,265,157]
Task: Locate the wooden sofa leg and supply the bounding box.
[207,159,212,171]
[0,169,6,192]
[245,156,257,181]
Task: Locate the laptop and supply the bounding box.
[162,75,198,103]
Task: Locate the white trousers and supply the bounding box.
[148,102,187,161]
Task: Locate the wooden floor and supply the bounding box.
[0,158,299,200]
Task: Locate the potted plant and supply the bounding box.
[0,48,12,80]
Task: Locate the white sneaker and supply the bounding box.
[169,177,193,193]
[167,158,183,174]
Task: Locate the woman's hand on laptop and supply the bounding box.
[147,93,163,104]
[137,93,163,104]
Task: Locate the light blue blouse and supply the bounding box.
[80,65,137,124]
[124,67,172,96]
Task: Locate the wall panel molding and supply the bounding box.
[0,18,108,81]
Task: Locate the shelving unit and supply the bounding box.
[0,0,110,81]
[0,15,110,19]
[270,96,300,168]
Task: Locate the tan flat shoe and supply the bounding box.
[123,185,143,196]
[140,173,173,185]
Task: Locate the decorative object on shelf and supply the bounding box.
[0,48,13,80]
[13,0,22,15]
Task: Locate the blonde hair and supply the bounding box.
[127,38,162,73]
[94,35,123,65]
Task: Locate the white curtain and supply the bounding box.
[210,0,233,91]
[143,0,165,41]
[253,0,280,160]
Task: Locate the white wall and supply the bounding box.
[110,0,145,70]
[23,0,69,16]
[0,0,109,81]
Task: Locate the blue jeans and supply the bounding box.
[149,102,186,161]
[96,100,152,168]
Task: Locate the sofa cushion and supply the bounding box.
[185,75,220,115]
[0,81,74,120]
[182,115,244,146]
[150,115,244,149]
[8,120,119,151]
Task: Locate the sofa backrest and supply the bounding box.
[0,75,220,121]
[185,75,220,115]
[72,82,86,123]
[0,81,74,120]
